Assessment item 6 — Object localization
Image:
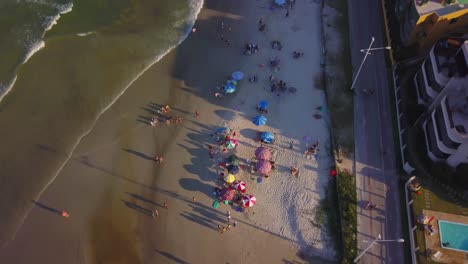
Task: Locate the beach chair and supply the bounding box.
[432,251,442,261]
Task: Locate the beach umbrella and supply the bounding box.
[234,180,246,192]
[215,127,230,134]
[275,0,286,5]
[225,139,237,150]
[242,194,257,207]
[255,147,271,160]
[227,164,240,175]
[417,214,430,224]
[252,115,267,126]
[258,100,269,109]
[221,188,236,201]
[227,155,239,165]
[232,71,244,81]
[260,131,275,144]
[255,160,272,174]
[224,83,236,94]
[224,174,236,184]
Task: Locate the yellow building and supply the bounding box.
[400,0,468,52]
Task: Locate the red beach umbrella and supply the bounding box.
[221,188,235,201]
[242,194,257,207]
[234,180,246,192]
[255,160,272,174]
[255,147,271,160]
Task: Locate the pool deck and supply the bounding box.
[422,209,468,263]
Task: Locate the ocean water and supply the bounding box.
[0,0,203,246]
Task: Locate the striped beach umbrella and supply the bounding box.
[225,139,237,149]
[224,174,236,184]
[234,180,246,192]
[255,146,271,160]
[252,115,267,126]
[255,160,272,174]
[258,100,269,109]
[242,194,257,207]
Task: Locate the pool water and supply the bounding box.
[439,220,468,252]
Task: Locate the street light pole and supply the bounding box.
[360,46,391,54]
[350,37,375,91]
[353,234,405,263]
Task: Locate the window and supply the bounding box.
[449,18,458,25]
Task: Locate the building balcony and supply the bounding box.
[420,60,440,101]
[442,95,468,138]
[431,105,460,152]
[414,72,433,105]
[423,119,450,161]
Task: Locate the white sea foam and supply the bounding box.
[42,3,73,33]
[22,40,45,64]
[76,31,96,37]
[0,76,17,103]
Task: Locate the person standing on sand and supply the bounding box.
[208,145,215,159]
[163,202,168,209]
[154,155,164,163]
[194,110,200,118]
[226,211,231,222]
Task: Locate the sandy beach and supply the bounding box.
[0,0,335,263]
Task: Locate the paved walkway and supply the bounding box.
[347,0,405,263]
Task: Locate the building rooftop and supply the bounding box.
[415,0,467,16]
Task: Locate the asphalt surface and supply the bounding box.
[347,1,405,263]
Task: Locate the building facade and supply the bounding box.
[398,0,468,52]
[414,38,468,168]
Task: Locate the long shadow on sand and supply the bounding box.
[126,192,164,208]
[32,200,64,216]
[121,199,154,217]
[154,249,190,264]
[122,148,154,161]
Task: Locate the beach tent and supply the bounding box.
[232,71,244,81]
[227,164,240,175]
[255,146,271,160]
[252,115,267,126]
[242,194,257,207]
[225,139,237,150]
[260,131,274,144]
[234,180,246,192]
[224,83,236,94]
[221,187,236,201]
[224,174,236,184]
[258,100,269,109]
[227,155,239,165]
[255,160,272,174]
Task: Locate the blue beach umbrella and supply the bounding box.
[258,100,269,109]
[231,71,244,81]
[252,115,267,126]
[215,127,230,134]
[224,83,236,94]
[260,132,274,144]
[275,0,286,5]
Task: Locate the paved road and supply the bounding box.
[347,1,405,263]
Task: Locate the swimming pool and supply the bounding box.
[439,220,468,253]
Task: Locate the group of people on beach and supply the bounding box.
[148,105,184,126]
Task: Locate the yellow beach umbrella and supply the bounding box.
[224,174,236,184]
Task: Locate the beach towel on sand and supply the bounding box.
[213,200,220,208]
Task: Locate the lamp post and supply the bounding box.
[360,46,391,54]
[353,234,405,263]
[350,37,375,91]
[350,37,392,91]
